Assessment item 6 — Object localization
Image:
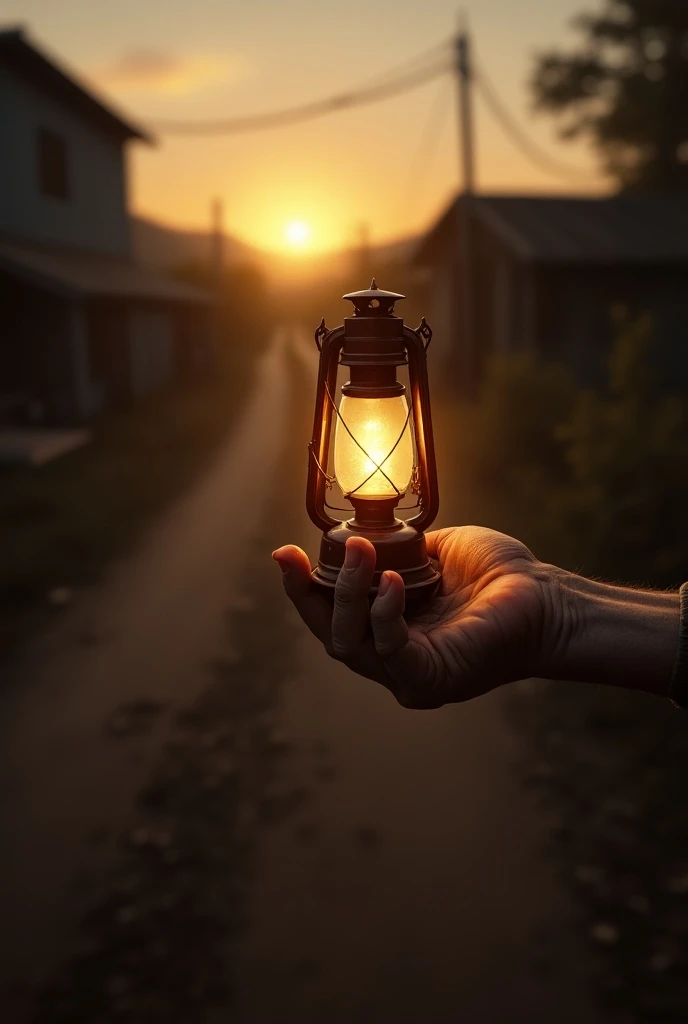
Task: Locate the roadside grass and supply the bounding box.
[0,361,255,658]
[436,346,688,1022]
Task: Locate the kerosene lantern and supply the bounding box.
[307,280,440,599]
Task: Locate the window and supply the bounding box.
[37,128,69,201]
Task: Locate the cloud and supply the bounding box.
[93,50,235,96]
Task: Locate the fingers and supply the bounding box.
[273,541,428,706]
[272,545,332,646]
[272,544,311,584]
[425,529,452,562]
[370,572,427,707]
[331,537,376,659]
[370,571,408,657]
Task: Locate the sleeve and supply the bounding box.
[669,582,688,708]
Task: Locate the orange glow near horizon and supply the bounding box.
[112,0,605,258]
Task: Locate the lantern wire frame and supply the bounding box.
[309,360,423,517]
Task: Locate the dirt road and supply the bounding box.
[0,328,607,1022]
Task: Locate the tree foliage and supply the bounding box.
[464,314,688,586]
[553,311,688,582]
[531,0,688,191]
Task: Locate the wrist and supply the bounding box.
[538,568,680,697]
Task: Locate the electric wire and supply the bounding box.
[152,49,453,136]
[473,58,594,183]
[338,38,452,92]
[395,76,453,226]
[149,34,594,186]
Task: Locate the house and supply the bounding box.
[414,193,688,392]
[0,27,213,424]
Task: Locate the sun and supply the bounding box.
[284,220,312,250]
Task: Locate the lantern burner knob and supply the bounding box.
[342,281,406,318]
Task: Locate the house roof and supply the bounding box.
[0,27,152,144]
[415,193,688,266]
[0,237,212,305]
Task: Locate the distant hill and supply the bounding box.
[130,216,261,270]
[130,215,419,277]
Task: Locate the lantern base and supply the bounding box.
[311,519,441,607]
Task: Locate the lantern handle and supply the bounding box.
[314,317,328,351]
[403,323,439,533]
[416,317,432,351]
[307,325,345,532]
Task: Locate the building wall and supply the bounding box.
[128,309,174,396]
[86,300,179,407]
[0,64,130,256]
[536,264,688,391]
[418,208,688,393]
[0,272,76,420]
[427,260,454,362]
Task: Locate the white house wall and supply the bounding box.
[0,65,129,256]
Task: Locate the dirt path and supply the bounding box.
[0,326,608,1022]
[235,636,607,1023]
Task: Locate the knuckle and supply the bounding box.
[337,563,369,590]
[331,637,354,660]
[281,575,302,602]
[369,601,387,625]
[334,579,360,605]
[372,622,407,659]
[375,641,396,659]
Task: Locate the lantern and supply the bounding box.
[307,280,440,600]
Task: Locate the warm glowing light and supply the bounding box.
[284,220,312,249]
[334,395,413,498]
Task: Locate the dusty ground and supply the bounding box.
[0,328,610,1022]
[508,678,688,1023]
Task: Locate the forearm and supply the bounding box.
[544,571,680,697]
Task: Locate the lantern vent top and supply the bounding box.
[342,279,405,317]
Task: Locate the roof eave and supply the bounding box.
[0,26,155,146]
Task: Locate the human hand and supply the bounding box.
[272,526,564,709]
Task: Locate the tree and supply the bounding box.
[531,0,688,192]
[552,310,688,583]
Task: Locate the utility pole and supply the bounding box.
[210,197,225,362]
[456,23,475,195]
[454,18,475,393]
[210,196,224,293]
[356,221,372,284]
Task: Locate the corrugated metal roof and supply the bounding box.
[0,27,152,143]
[0,238,213,304]
[415,193,688,266]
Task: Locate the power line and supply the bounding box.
[338,38,452,92]
[149,31,596,188]
[396,77,453,224]
[153,46,453,136]
[473,59,594,183]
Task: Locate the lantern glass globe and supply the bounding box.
[334,394,413,498]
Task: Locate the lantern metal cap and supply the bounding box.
[343,279,405,317]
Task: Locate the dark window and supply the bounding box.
[37,128,69,200]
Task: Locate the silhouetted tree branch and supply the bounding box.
[531,0,688,191]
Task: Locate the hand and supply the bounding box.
[272,527,565,709]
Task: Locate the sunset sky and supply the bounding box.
[0,0,608,253]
